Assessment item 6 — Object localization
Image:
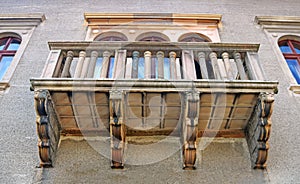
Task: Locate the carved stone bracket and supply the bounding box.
[245,92,274,169]
[34,90,61,167]
[109,90,126,168]
[181,90,200,169]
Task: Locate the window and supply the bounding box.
[278,39,300,84]
[0,13,45,91]
[0,36,21,80]
[256,16,300,93]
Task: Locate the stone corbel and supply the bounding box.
[181,90,200,169]
[34,90,61,167]
[246,92,274,169]
[109,90,126,168]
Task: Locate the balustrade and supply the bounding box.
[41,42,266,81]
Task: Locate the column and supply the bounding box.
[61,51,74,78]
[157,51,164,79]
[144,51,151,79]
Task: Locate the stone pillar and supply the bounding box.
[87,51,99,78]
[169,51,177,80]
[157,51,164,79]
[74,51,86,78]
[131,51,140,79]
[197,52,208,79]
[209,52,221,79]
[61,51,74,78]
[222,52,234,80]
[233,52,248,80]
[144,51,152,79]
[100,51,111,78]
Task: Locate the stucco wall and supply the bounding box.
[0,1,300,183]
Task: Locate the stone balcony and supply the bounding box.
[30,41,278,169]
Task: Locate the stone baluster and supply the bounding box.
[169,51,177,79]
[233,52,248,80]
[131,51,140,79]
[100,51,111,78]
[222,52,234,80]
[74,51,86,78]
[61,51,74,78]
[209,52,221,79]
[157,51,164,79]
[197,52,208,79]
[144,51,152,79]
[87,51,99,78]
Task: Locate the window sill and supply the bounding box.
[0,82,9,91]
[289,84,300,94]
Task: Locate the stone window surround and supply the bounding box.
[84,13,222,43]
[256,16,300,94]
[0,13,45,91]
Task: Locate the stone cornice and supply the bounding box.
[0,13,46,27]
[255,16,300,32]
[84,13,222,25]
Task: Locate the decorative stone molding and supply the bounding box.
[109,90,126,168]
[34,89,61,167]
[245,92,274,169]
[181,90,200,169]
[83,13,222,42]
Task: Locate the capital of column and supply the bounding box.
[221,52,229,59]
[209,52,217,59]
[169,51,176,59]
[156,51,164,58]
[103,51,111,58]
[79,51,86,57]
[91,51,99,57]
[132,51,140,58]
[144,51,151,57]
[197,52,205,59]
[67,51,74,57]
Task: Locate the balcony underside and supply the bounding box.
[31,78,277,137]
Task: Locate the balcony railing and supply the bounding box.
[40,41,267,81]
[30,41,278,170]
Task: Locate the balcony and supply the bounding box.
[30,41,278,169]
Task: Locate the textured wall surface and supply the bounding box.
[0,1,300,183]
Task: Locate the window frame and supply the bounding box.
[0,14,45,91]
[256,16,300,94]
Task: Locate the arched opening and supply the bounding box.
[94,31,128,41]
[0,34,22,80]
[278,35,300,84]
[178,32,211,42]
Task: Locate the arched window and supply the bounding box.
[136,32,170,42]
[0,36,21,80]
[94,32,128,41]
[278,38,300,84]
[178,33,211,42]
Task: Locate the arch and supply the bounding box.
[94,31,128,41]
[278,35,300,84]
[178,32,211,42]
[135,32,170,42]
